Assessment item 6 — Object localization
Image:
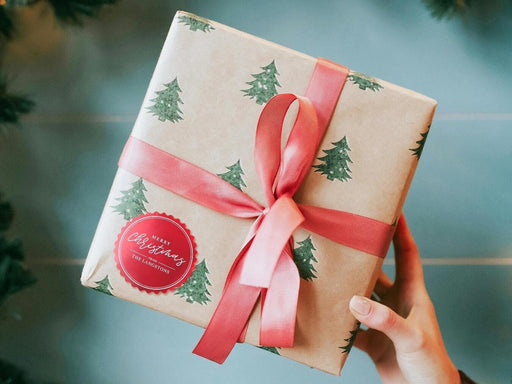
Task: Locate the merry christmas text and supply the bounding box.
[126,232,186,267]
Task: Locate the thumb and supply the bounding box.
[349,295,419,352]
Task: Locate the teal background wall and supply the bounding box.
[1,1,511,383]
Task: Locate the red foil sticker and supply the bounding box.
[114,212,197,293]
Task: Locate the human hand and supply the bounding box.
[348,214,460,384]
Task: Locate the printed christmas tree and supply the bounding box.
[112,178,148,221]
[313,136,353,182]
[339,322,361,353]
[348,72,383,92]
[242,60,281,105]
[178,14,214,32]
[292,236,318,281]
[217,160,246,191]
[93,275,113,296]
[410,124,431,159]
[147,77,184,123]
[258,346,280,355]
[175,259,211,304]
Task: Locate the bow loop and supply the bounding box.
[254,94,321,205]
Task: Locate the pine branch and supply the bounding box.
[423,0,470,19]
[0,76,35,125]
[0,197,14,232]
[46,0,118,25]
[0,358,29,384]
[0,6,14,39]
[0,194,36,305]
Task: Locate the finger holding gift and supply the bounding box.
[349,295,418,352]
[393,214,425,292]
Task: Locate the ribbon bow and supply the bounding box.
[119,58,395,364]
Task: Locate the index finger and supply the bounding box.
[393,214,424,287]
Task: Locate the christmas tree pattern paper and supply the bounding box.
[292,236,318,281]
[147,78,184,123]
[410,124,431,159]
[313,136,353,182]
[112,178,148,221]
[242,60,281,105]
[175,259,211,304]
[217,160,246,191]
[82,10,437,376]
[339,322,360,353]
[178,14,214,33]
[258,346,280,355]
[93,275,113,296]
[348,72,383,92]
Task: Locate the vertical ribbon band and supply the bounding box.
[118,58,395,364]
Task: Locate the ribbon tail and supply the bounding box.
[259,247,299,347]
[240,194,304,288]
[193,249,261,363]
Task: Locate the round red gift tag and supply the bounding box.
[114,212,197,293]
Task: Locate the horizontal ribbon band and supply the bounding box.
[118,58,394,364]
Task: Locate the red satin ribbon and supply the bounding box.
[118,58,395,364]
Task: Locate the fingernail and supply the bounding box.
[350,295,371,316]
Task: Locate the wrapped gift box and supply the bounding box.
[81,11,436,375]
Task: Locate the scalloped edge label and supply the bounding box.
[114,212,197,294]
